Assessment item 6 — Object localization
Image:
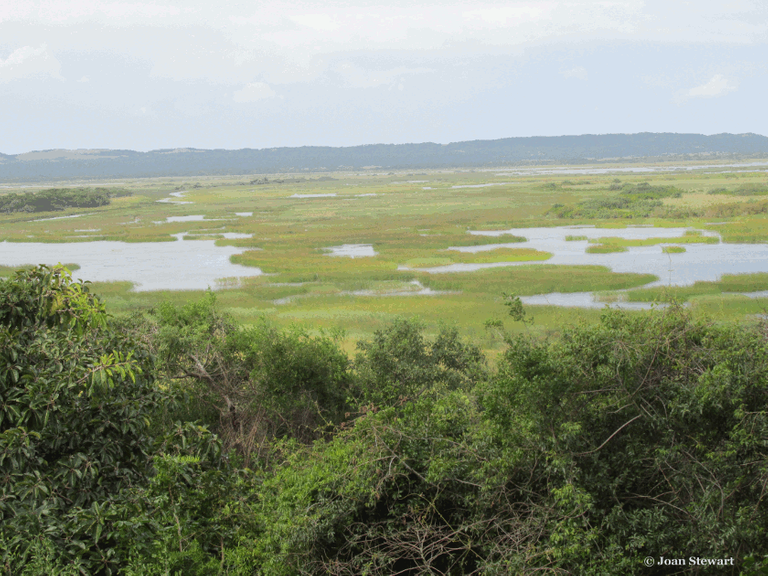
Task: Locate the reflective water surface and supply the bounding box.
[422,225,768,308]
[0,236,263,292]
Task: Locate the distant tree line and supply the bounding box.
[2,132,768,182]
[0,187,130,213]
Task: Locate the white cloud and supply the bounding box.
[233,82,278,103]
[562,66,588,80]
[0,44,63,82]
[675,74,738,102]
[687,74,738,98]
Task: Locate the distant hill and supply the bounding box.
[2,132,767,182]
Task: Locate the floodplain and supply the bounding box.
[2,160,768,354]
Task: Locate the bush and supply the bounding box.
[0,187,130,214]
[483,306,768,572]
[354,318,486,407]
[137,295,356,461]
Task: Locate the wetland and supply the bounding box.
[2,159,768,352]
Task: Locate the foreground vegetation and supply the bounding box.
[2,266,768,574]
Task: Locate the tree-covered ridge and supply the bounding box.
[2,267,768,574]
[1,132,767,182]
[0,187,130,213]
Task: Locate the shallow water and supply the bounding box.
[157,191,193,204]
[174,232,254,240]
[162,215,206,223]
[436,226,768,287]
[33,214,85,221]
[406,225,768,308]
[290,193,337,198]
[494,161,768,177]
[451,182,509,189]
[273,280,454,305]
[324,244,377,258]
[159,215,230,223]
[519,292,666,310]
[348,280,454,297]
[0,235,263,291]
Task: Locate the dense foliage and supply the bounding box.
[0,187,130,213]
[2,267,768,574]
[0,266,164,572]
[548,182,683,219]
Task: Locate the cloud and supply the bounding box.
[562,66,587,80]
[233,82,278,103]
[675,74,738,102]
[687,74,738,98]
[0,44,63,82]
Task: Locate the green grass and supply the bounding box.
[565,235,588,241]
[586,244,628,254]
[662,246,686,253]
[406,248,552,268]
[0,263,80,277]
[588,233,719,247]
[625,273,768,303]
[417,265,657,295]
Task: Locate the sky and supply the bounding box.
[1,0,766,153]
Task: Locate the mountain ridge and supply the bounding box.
[2,132,767,182]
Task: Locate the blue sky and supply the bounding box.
[1,0,766,153]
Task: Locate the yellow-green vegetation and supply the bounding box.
[662,245,686,253]
[406,247,552,268]
[585,244,628,254]
[0,262,80,277]
[626,273,768,303]
[1,163,767,351]
[565,234,588,241]
[584,230,718,254]
[417,265,656,295]
[587,231,719,247]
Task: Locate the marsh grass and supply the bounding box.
[662,246,686,253]
[712,218,768,243]
[586,244,628,254]
[565,235,588,241]
[417,265,657,295]
[588,233,719,247]
[625,273,768,303]
[407,248,552,268]
[592,291,625,303]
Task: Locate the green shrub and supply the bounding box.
[354,318,486,407]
